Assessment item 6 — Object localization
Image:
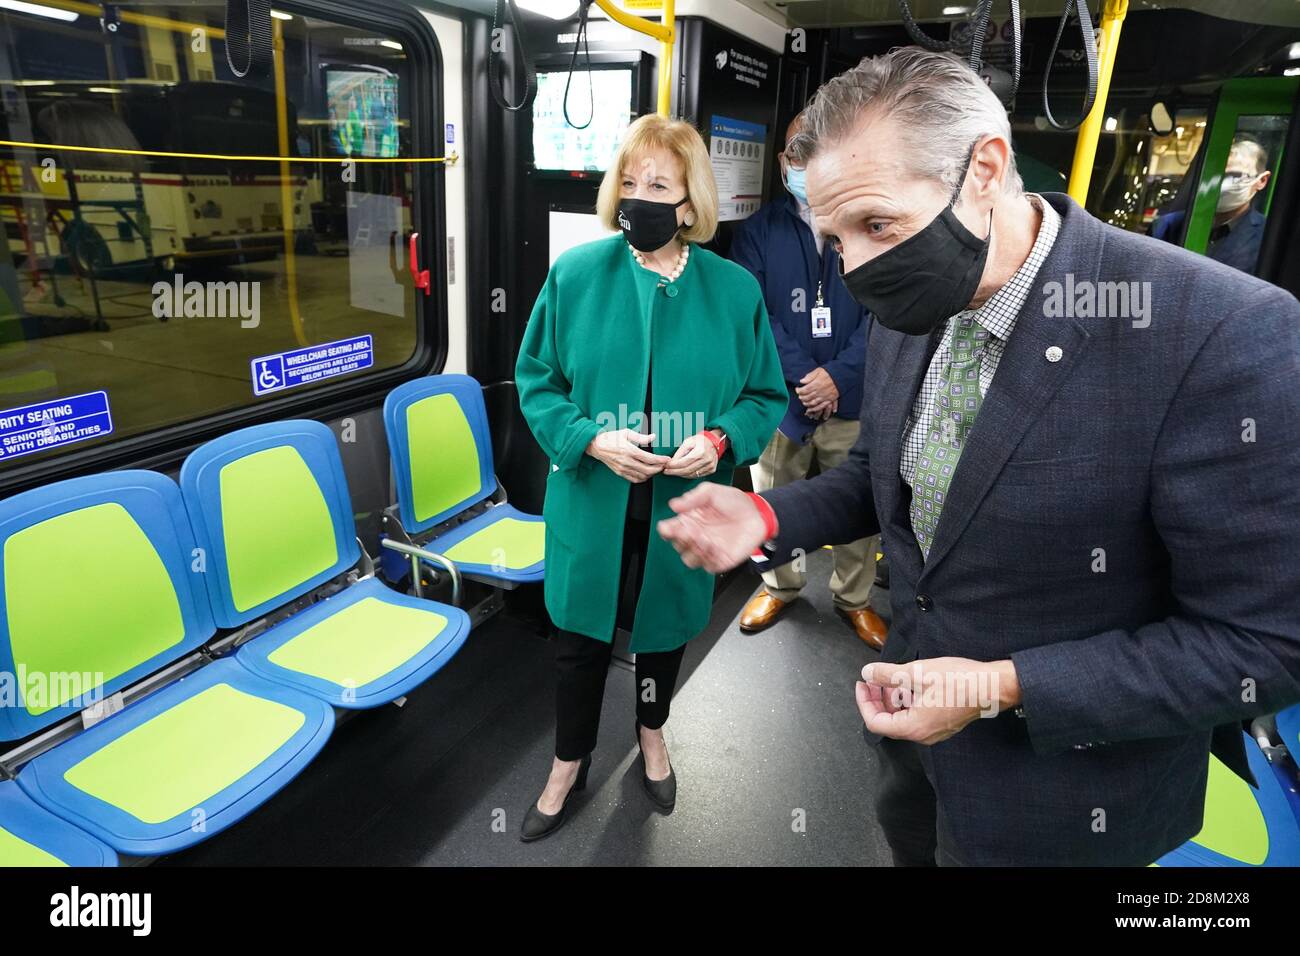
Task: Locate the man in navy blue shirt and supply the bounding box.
[1153,136,1271,275]
[729,114,884,649]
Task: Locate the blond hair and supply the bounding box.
[596,114,719,244]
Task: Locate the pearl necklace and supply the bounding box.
[630,241,689,282]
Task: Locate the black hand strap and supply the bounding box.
[898,0,1020,104]
[563,0,596,131]
[897,0,963,51]
[489,0,536,112]
[1043,0,1100,131]
[224,0,272,79]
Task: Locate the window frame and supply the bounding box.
[0,0,448,497]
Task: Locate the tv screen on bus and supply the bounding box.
[326,68,400,158]
[532,67,634,173]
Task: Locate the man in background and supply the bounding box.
[1153,135,1271,274]
[729,113,883,649]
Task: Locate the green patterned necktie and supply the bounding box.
[909,316,990,559]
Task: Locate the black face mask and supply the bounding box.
[618,196,688,253]
[839,161,992,336]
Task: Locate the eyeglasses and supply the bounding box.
[1222,171,1262,186]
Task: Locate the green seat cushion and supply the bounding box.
[63,683,305,824]
[267,597,448,687]
[406,393,483,523]
[0,825,65,866]
[4,502,184,716]
[219,445,338,612]
[1189,756,1269,864]
[442,517,544,570]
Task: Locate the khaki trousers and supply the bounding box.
[749,417,878,609]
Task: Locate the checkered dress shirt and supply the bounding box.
[900,194,1061,487]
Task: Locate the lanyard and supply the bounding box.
[793,209,827,312]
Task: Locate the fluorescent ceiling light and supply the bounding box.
[0,0,79,22]
[1286,67,1300,77]
[515,0,579,19]
[88,87,121,94]
[270,9,292,19]
[379,39,403,50]
[1104,116,1117,132]
[942,5,971,14]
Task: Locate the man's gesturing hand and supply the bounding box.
[657,484,767,572]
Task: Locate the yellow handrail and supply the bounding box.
[1066,0,1129,205]
[591,0,676,117]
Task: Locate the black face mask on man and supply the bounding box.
[618,196,689,253]
[838,150,992,336]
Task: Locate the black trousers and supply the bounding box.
[553,511,686,761]
[874,734,965,866]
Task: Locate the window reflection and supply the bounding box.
[0,2,422,468]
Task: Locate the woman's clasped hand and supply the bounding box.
[586,429,720,482]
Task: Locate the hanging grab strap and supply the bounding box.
[224,0,273,79]
[1042,0,1100,130]
[489,0,537,112]
[562,0,596,131]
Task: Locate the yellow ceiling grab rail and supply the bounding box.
[1066,0,1129,204]
[591,0,676,117]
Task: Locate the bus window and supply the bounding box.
[1153,76,1298,279]
[0,2,435,474]
[1191,118,1286,275]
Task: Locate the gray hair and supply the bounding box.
[787,47,1022,198]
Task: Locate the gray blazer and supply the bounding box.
[760,192,1300,865]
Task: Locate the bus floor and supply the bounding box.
[160,548,894,866]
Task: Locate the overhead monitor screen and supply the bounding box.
[326,69,399,158]
[532,68,633,172]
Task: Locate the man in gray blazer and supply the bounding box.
[658,47,1300,866]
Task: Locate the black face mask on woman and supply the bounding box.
[838,153,992,336]
[618,196,689,252]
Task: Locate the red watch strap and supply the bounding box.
[745,491,779,541]
[700,429,727,459]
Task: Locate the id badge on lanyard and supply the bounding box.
[811,281,832,338]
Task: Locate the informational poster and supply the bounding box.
[709,115,766,221]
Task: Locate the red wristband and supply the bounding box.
[700,429,727,460]
[745,491,779,541]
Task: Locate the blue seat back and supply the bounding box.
[383,374,496,534]
[180,420,361,629]
[0,470,213,740]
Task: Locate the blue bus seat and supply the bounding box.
[181,420,471,709]
[1,471,333,857]
[1155,729,1300,866]
[0,780,117,867]
[382,375,544,587]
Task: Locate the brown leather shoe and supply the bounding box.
[739,590,792,633]
[837,606,888,651]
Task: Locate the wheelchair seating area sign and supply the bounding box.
[251,335,374,396]
[0,391,113,462]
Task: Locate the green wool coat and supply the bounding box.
[516,234,787,652]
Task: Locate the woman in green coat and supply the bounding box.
[515,114,786,841]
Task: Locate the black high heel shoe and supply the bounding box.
[635,721,677,811]
[520,752,591,843]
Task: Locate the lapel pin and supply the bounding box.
[1045,346,1063,363]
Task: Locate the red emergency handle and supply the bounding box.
[408,232,431,296]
